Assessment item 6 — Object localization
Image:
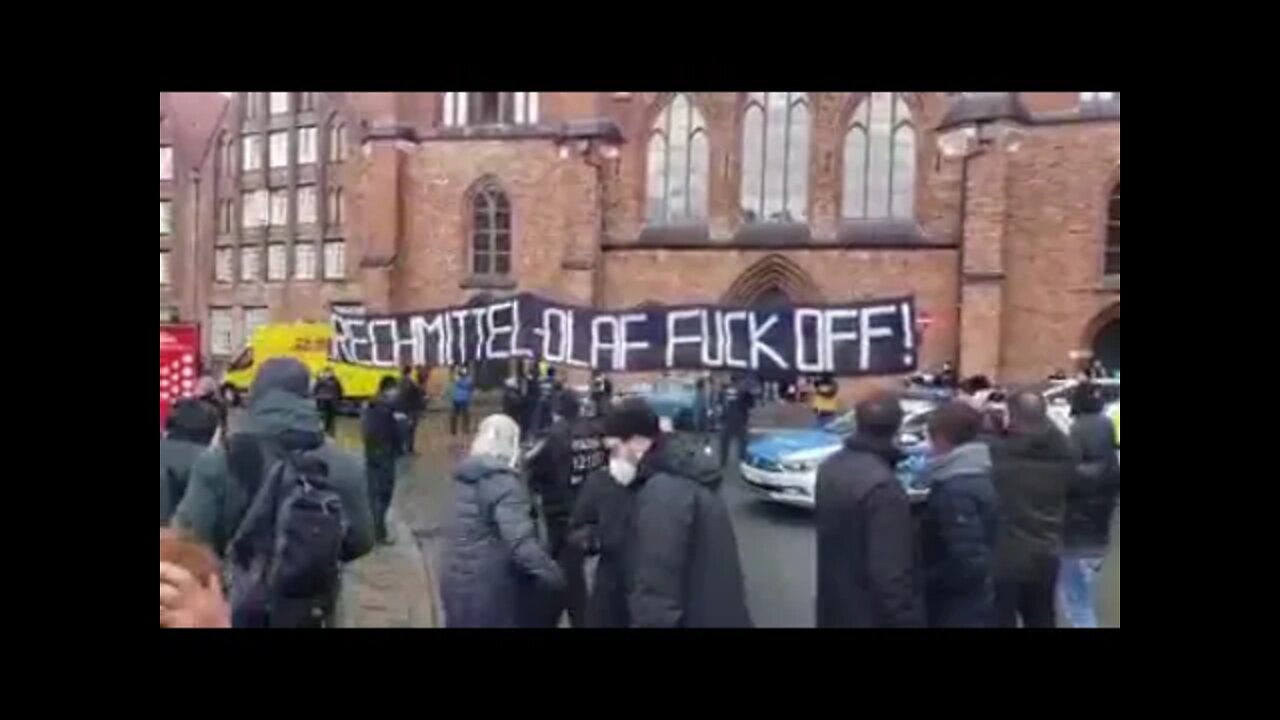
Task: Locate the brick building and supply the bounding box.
[160,91,1119,385]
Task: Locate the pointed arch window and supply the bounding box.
[646,94,709,225]
[741,92,809,223]
[842,93,916,221]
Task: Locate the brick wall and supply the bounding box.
[1000,121,1120,381]
[167,92,1120,385]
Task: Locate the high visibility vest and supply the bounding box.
[1110,405,1120,446]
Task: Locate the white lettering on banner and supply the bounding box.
[723,311,749,369]
[825,309,859,373]
[701,310,725,367]
[859,305,897,371]
[899,302,915,366]
[749,313,788,370]
[795,309,825,372]
[667,310,703,368]
[486,302,514,360]
[445,310,465,364]
[618,313,650,371]
[591,315,620,370]
[541,308,568,363]
[332,316,353,362]
[390,317,422,367]
[331,293,918,377]
[433,312,453,366]
[470,307,488,361]
[510,299,533,358]
[411,315,439,367]
[345,318,372,365]
[565,310,590,368]
[368,319,398,367]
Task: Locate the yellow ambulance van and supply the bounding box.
[220,323,401,409]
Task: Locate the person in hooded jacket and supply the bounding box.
[160,397,221,525]
[604,399,752,628]
[987,390,1076,628]
[173,357,376,564]
[440,414,565,628]
[815,391,924,628]
[918,401,1000,628]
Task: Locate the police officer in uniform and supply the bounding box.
[718,374,755,469]
[527,388,605,627]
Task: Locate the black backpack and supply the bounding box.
[225,432,348,628]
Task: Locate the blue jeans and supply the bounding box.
[1058,551,1105,628]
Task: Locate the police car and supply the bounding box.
[739,395,943,510]
[1040,378,1121,436]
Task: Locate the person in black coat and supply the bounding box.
[815,391,924,628]
[313,367,344,436]
[363,376,402,545]
[919,402,1000,628]
[569,466,636,627]
[1065,383,1120,551]
[526,389,604,627]
[502,377,524,422]
[717,375,755,469]
[988,391,1076,628]
[397,366,427,454]
[605,399,752,628]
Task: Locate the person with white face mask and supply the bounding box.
[598,399,752,628]
[439,414,565,628]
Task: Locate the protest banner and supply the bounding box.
[330,293,919,377]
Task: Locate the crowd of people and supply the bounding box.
[160,357,1118,629]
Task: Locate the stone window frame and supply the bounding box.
[643,92,711,227]
[739,92,812,225]
[466,176,514,278]
[1104,178,1120,278]
[840,92,919,223]
[441,92,540,127]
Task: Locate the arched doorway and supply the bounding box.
[1092,318,1120,375]
[1082,303,1120,376]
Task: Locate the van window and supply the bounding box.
[229,347,254,371]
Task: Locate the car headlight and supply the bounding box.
[780,459,820,473]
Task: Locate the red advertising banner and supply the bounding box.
[160,324,200,430]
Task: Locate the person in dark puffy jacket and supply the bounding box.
[570,465,636,628]
[919,402,1000,628]
[1066,383,1120,550]
[815,391,924,628]
[173,358,375,563]
[440,414,565,628]
[987,391,1076,628]
[605,399,752,628]
[160,397,220,525]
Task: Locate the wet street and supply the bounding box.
[323,403,1115,629]
[328,406,819,628]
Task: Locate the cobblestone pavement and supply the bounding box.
[335,508,439,628]
[328,409,475,629]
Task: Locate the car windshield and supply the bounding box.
[825,411,857,435]
[228,347,254,371]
